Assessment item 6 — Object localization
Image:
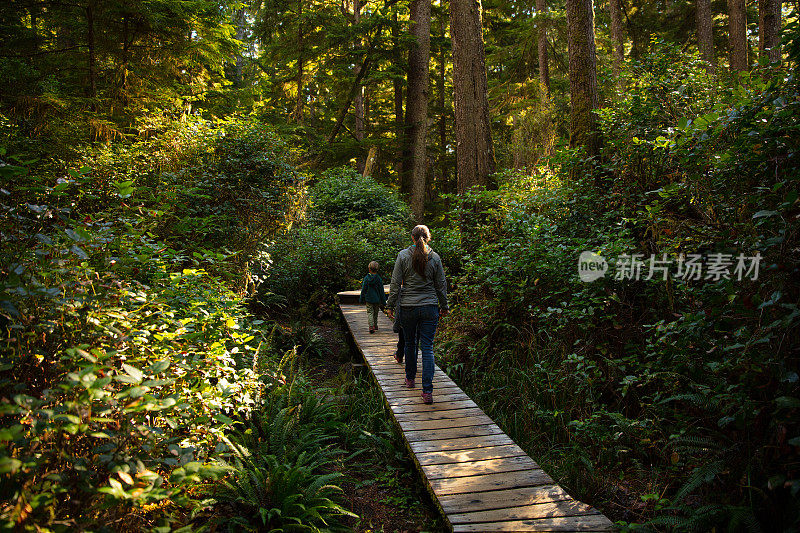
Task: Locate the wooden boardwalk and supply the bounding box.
[338,291,615,532]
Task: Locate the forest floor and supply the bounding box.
[304,317,445,533]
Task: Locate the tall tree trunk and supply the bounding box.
[293,0,305,121]
[759,0,782,63]
[438,8,447,191]
[354,0,366,172]
[450,0,495,194]
[728,0,748,72]
[392,10,405,179]
[86,3,97,99]
[234,7,248,87]
[697,0,716,72]
[566,0,601,157]
[609,0,624,79]
[402,0,432,221]
[363,145,379,177]
[120,15,131,107]
[536,0,550,94]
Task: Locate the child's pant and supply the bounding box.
[365,303,380,328]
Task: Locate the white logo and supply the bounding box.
[578,251,608,282]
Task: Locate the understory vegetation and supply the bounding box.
[435,42,800,530]
[0,117,435,531]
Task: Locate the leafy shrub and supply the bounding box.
[0,118,305,529]
[436,41,800,530]
[308,167,410,226]
[253,167,412,310]
[253,218,408,310]
[214,377,354,532]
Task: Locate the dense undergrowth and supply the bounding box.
[253,167,411,312]
[0,115,430,531]
[434,42,800,530]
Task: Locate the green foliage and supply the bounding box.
[437,43,800,530]
[254,219,408,311]
[0,117,306,529]
[254,168,410,310]
[213,377,355,532]
[308,167,410,226]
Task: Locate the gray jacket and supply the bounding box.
[386,245,448,311]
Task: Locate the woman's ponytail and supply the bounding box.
[411,225,431,277]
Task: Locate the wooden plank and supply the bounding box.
[422,455,540,480]
[394,407,486,422]
[381,385,462,397]
[386,393,472,407]
[430,469,554,496]
[399,415,495,433]
[450,514,615,532]
[380,379,454,391]
[403,424,506,443]
[370,364,455,376]
[409,434,515,453]
[438,485,574,514]
[381,384,456,394]
[416,444,528,466]
[448,500,600,524]
[389,399,479,413]
[398,414,496,432]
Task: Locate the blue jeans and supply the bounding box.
[399,305,439,393]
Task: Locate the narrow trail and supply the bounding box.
[338,290,615,532]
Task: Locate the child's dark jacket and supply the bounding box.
[359,273,386,305]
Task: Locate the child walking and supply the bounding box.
[359,261,386,333]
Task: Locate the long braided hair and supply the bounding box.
[411,225,431,277]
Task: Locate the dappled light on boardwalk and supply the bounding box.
[339,289,614,532]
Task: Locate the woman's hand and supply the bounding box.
[386,309,395,320]
[440,308,449,318]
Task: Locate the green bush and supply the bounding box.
[253,218,408,310]
[436,42,800,530]
[214,376,355,532]
[308,167,410,226]
[254,167,411,310]
[0,118,306,530]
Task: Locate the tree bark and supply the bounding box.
[438,8,447,190]
[697,0,716,72]
[234,7,248,87]
[362,145,379,177]
[293,0,305,121]
[86,3,97,99]
[392,9,405,179]
[566,0,601,157]
[450,0,495,194]
[402,0,432,221]
[609,0,624,79]
[354,0,366,172]
[536,0,550,94]
[728,0,748,72]
[759,0,782,63]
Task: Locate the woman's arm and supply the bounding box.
[385,253,403,311]
[433,257,448,313]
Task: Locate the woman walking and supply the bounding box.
[386,225,448,404]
